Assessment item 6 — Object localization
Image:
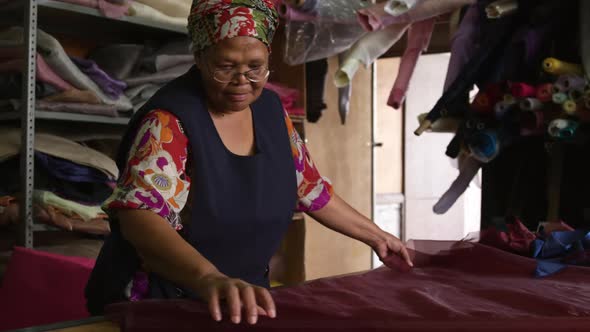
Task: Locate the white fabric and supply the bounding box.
[134,0,191,18]
[385,0,422,16]
[34,190,104,221]
[334,23,409,87]
[0,128,119,179]
[128,2,188,30]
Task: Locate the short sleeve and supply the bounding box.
[283,111,334,212]
[102,110,191,230]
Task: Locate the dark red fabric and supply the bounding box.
[0,247,95,331]
[106,240,590,331]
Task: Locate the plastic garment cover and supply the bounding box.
[106,240,590,332]
[280,0,368,65]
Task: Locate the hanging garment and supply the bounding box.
[337,53,352,124]
[433,155,481,214]
[88,44,144,81]
[579,0,590,79]
[357,0,474,32]
[335,22,409,87]
[0,53,74,91]
[387,18,435,109]
[305,58,328,122]
[71,57,127,99]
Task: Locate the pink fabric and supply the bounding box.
[106,240,590,331]
[0,53,74,91]
[478,219,537,255]
[265,81,300,110]
[277,3,316,22]
[57,0,130,18]
[0,247,95,331]
[387,18,435,109]
[357,0,474,32]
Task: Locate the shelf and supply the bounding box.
[38,0,187,34]
[32,224,61,232]
[0,110,130,125]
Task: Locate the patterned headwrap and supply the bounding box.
[187,0,279,52]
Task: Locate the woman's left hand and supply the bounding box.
[371,231,413,270]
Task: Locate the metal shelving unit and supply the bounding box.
[11,0,187,248]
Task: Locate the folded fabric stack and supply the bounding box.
[0,129,118,235]
[87,40,194,112]
[0,26,133,117]
[265,81,305,118]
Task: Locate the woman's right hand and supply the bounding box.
[194,272,276,325]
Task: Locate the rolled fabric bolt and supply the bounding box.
[568,87,585,100]
[494,100,516,119]
[486,0,518,19]
[471,92,493,114]
[468,130,501,163]
[548,118,579,139]
[520,110,544,136]
[562,74,586,90]
[536,83,553,102]
[563,100,577,114]
[543,57,583,76]
[510,82,536,98]
[384,0,421,16]
[433,156,481,214]
[552,92,568,104]
[519,97,543,111]
[277,3,316,21]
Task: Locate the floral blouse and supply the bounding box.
[103,109,333,228]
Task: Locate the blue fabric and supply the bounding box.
[532,230,590,277]
[86,66,297,314]
[35,152,113,183]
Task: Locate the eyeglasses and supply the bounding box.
[211,66,270,83]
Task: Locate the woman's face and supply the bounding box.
[197,36,269,113]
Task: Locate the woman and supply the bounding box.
[86,0,413,325]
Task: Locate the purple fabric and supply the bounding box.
[443,4,480,92]
[105,240,590,332]
[71,57,127,99]
[35,152,112,184]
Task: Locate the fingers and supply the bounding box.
[208,288,222,322]
[240,285,258,325]
[399,246,414,267]
[225,284,242,324]
[255,286,277,318]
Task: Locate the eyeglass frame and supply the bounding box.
[208,65,270,84]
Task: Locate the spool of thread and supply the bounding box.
[552,92,568,104]
[510,82,536,98]
[543,57,583,76]
[519,97,543,111]
[468,130,501,163]
[548,119,579,139]
[503,94,515,103]
[520,110,544,136]
[562,100,577,115]
[536,83,553,102]
[494,100,516,119]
